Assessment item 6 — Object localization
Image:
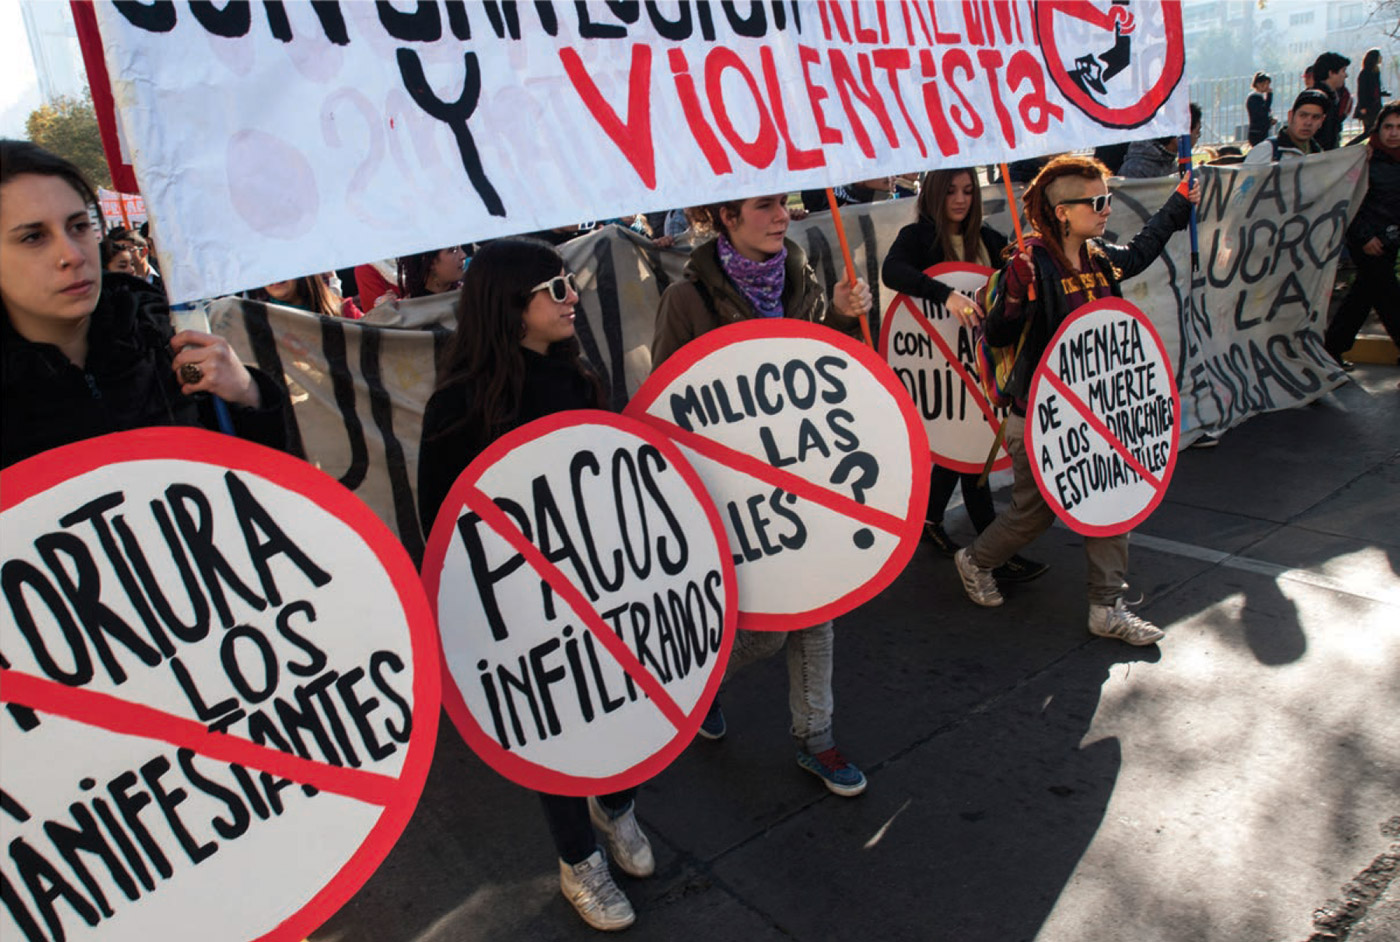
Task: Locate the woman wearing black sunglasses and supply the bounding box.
[952,154,1200,647]
[417,238,652,933]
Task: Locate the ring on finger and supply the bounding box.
[179,363,204,385]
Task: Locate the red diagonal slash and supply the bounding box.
[628,414,906,536]
[0,668,400,805]
[898,294,1006,436]
[460,485,688,730]
[1041,371,1161,488]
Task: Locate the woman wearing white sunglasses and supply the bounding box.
[952,154,1200,647]
[417,238,652,933]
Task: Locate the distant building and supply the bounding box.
[19,0,86,104]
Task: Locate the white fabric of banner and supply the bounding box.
[93,0,1191,302]
[206,148,1364,551]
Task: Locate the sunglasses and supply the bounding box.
[1058,193,1113,213]
[530,272,578,302]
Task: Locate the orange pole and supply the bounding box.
[997,164,1034,301]
[824,187,874,349]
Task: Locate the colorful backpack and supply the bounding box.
[971,265,1034,411]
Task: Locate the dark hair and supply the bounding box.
[915,168,984,263]
[397,246,462,299]
[1311,52,1350,83]
[1374,101,1400,133]
[1252,71,1271,88]
[432,238,602,444]
[0,139,103,227]
[1190,102,1202,131]
[1292,88,1330,114]
[107,225,148,250]
[250,276,341,319]
[101,236,134,269]
[1,141,105,323]
[1021,155,1115,276]
[1362,49,1381,73]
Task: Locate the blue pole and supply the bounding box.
[1177,134,1199,272]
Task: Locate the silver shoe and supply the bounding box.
[588,796,655,878]
[1088,599,1165,646]
[955,548,1004,607]
[560,849,635,931]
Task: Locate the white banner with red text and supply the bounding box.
[89,0,1188,302]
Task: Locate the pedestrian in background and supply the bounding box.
[1310,52,1351,150]
[1355,49,1390,136]
[1247,72,1275,146]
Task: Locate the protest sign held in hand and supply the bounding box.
[625,319,929,631]
[0,428,440,942]
[421,411,736,797]
[1025,299,1180,536]
[880,262,1011,475]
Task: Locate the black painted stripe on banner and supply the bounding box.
[240,299,306,459]
[320,318,369,490]
[358,327,424,564]
[858,212,883,340]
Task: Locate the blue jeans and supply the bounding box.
[721,621,835,753]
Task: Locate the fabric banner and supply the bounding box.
[207,148,1363,549]
[89,0,1188,302]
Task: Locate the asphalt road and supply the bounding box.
[313,364,1399,942]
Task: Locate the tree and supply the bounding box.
[24,91,111,191]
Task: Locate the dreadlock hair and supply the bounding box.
[1020,154,1118,278]
[431,238,602,447]
[915,167,984,263]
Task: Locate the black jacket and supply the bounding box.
[1348,148,1400,248]
[881,222,1009,305]
[417,347,599,536]
[1313,83,1343,151]
[984,191,1192,409]
[2,273,287,469]
[1246,90,1273,145]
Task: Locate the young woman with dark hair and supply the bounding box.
[1355,49,1390,136]
[1247,72,1275,146]
[650,193,874,797]
[398,244,466,299]
[952,155,1199,646]
[882,168,1047,582]
[0,139,285,468]
[416,238,650,933]
[1324,101,1400,368]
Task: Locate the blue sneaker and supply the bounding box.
[796,748,867,796]
[697,699,726,741]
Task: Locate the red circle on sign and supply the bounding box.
[627,319,930,631]
[1036,0,1186,129]
[0,427,441,942]
[421,410,738,796]
[878,262,1012,476]
[1024,298,1180,537]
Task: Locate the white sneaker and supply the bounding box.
[955,548,1004,607]
[1088,599,1165,646]
[588,796,655,878]
[560,849,635,931]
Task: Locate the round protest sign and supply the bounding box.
[1024,298,1180,536]
[879,262,1012,475]
[421,410,737,797]
[626,319,930,631]
[0,428,439,942]
[1035,0,1185,129]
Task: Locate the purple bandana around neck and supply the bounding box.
[717,234,787,318]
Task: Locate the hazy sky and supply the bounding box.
[0,0,42,139]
